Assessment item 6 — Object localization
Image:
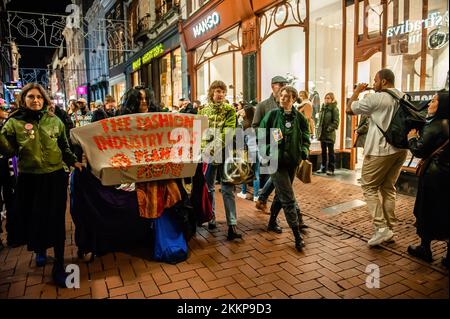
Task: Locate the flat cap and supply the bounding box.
[271,76,288,84]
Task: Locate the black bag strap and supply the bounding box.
[374,89,402,136]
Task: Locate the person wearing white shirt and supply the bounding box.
[346,69,408,247]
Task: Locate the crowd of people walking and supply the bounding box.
[0,67,448,289]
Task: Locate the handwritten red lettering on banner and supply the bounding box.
[109,153,132,170]
[70,112,207,185]
[137,163,184,179]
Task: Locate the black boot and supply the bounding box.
[292,226,305,252]
[407,245,432,263]
[52,264,69,288]
[297,210,308,231]
[442,243,449,269]
[227,225,242,240]
[267,211,282,234]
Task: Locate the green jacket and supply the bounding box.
[317,102,339,143]
[0,108,77,174]
[198,101,236,151]
[259,107,310,166]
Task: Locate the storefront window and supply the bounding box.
[345,1,356,150]
[386,0,449,92]
[172,48,183,108]
[309,0,342,145]
[261,28,305,99]
[195,26,242,104]
[160,52,172,109]
[132,71,140,87]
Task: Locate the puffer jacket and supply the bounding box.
[317,102,339,143]
[0,108,77,174]
[198,101,236,151]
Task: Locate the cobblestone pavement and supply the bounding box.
[0,174,448,299]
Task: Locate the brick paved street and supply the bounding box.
[0,173,448,299]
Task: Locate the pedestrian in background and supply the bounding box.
[297,90,315,139]
[317,92,339,176]
[407,92,449,268]
[0,83,83,288]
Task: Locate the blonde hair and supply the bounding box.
[299,90,309,99]
[325,92,336,104]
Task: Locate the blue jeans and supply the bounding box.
[258,176,275,203]
[241,158,260,198]
[205,164,237,226]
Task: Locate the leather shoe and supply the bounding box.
[407,245,432,263]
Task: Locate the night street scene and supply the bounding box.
[0,0,448,308]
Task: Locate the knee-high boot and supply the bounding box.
[267,211,282,234]
[291,226,305,251]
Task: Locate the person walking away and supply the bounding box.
[259,86,310,251]
[406,92,449,267]
[0,83,83,287]
[346,69,408,247]
[316,92,339,176]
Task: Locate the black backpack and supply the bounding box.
[376,90,426,149]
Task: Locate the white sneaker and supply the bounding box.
[367,227,394,247]
[237,192,247,199]
[253,196,259,202]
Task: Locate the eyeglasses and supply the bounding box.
[26,95,44,100]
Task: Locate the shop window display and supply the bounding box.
[308,0,342,145]
[195,27,242,104]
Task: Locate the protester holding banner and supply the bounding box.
[0,83,83,288]
[199,80,242,241]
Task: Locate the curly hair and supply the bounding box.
[119,86,160,115]
[280,86,299,101]
[207,80,227,103]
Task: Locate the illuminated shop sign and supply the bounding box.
[142,44,164,64]
[386,11,449,46]
[193,12,220,38]
[132,58,141,72]
[132,43,165,71]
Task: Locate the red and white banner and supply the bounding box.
[70,112,209,186]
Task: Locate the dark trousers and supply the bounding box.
[320,141,335,172]
[270,165,300,228]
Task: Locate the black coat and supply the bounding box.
[409,117,449,240]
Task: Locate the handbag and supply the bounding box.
[415,139,449,176]
[296,159,312,183]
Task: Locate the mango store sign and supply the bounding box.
[70,113,209,186]
[193,12,220,38]
[387,11,449,41]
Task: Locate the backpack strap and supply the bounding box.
[375,89,402,136]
